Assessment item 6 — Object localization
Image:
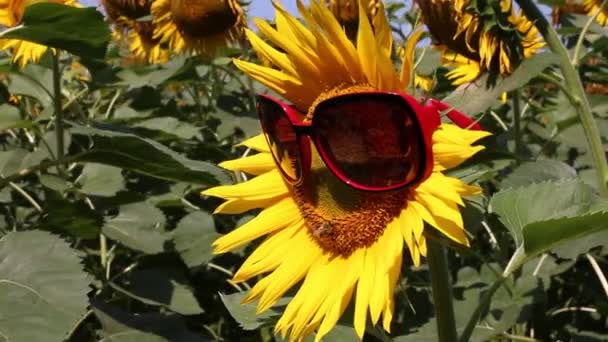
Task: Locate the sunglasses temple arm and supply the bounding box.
[424,98,482,130]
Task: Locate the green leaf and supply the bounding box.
[6,64,53,106]
[172,211,219,269]
[118,268,204,315]
[489,179,597,246]
[93,302,207,342]
[523,211,608,256]
[0,230,90,342]
[0,104,30,130]
[78,163,125,197]
[220,292,285,330]
[501,159,577,188]
[102,202,168,254]
[72,124,231,186]
[444,52,559,115]
[134,117,200,140]
[41,196,102,239]
[0,3,110,59]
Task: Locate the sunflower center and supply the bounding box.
[134,21,160,46]
[293,85,409,257]
[170,0,239,38]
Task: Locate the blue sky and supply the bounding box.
[81,0,299,19]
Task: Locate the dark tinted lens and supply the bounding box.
[314,95,423,189]
[257,97,302,182]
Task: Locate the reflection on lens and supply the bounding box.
[257,98,302,182]
[314,95,423,189]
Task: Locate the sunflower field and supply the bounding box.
[0,0,607,341]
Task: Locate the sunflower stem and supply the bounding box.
[511,90,522,157]
[515,0,608,196]
[51,50,66,177]
[572,0,607,67]
[427,239,458,342]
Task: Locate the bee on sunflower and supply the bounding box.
[416,0,545,85]
[150,0,246,57]
[203,1,490,340]
[101,0,168,64]
[0,0,79,67]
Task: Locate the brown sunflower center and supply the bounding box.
[170,0,239,38]
[134,21,160,46]
[294,85,409,257]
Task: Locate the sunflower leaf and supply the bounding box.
[92,301,207,342]
[490,179,608,257]
[500,159,577,188]
[220,292,286,330]
[0,3,110,59]
[172,211,219,269]
[71,124,231,186]
[102,202,168,254]
[444,52,559,115]
[0,230,90,342]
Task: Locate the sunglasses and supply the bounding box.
[257,92,481,192]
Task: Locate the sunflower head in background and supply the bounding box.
[101,0,168,64]
[151,0,246,57]
[0,0,78,67]
[101,0,149,23]
[202,1,490,340]
[416,0,545,85]
[583,0,608,26]
[327,0,380,39]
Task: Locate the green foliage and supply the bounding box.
[0,231,90,341]
[0,0,606,341]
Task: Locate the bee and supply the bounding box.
[313,221,334,238]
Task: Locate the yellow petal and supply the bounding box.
[212,197,300,253]
[219,152,276,175]
[202,170,288,200]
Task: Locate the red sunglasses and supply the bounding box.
[257,92,481,192]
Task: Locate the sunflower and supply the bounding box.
[101,0,149,23]
[416,0,544,85]
[584,0,608,26]
[101,0,168,64]
[0,0,78,67]
[327,0,380,38]
[203,1,490,340]
[151,0,246,57]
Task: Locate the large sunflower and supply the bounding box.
[151,0,246,57]
[203,1,490,340]
[416,0,544,85]
[584,0,608,26]
[0,0,78,67]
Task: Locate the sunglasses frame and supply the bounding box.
[256,91,480,192]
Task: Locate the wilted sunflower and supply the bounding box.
[151,0,246,57]
[584,0,608,26]
[0,0,78,67]
[416,0,544,85]
[203,1,490,341]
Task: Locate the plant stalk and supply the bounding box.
[427,239,458,342]
[511,90,522,156]
[515,0,608,196]
[51,50,66,175]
